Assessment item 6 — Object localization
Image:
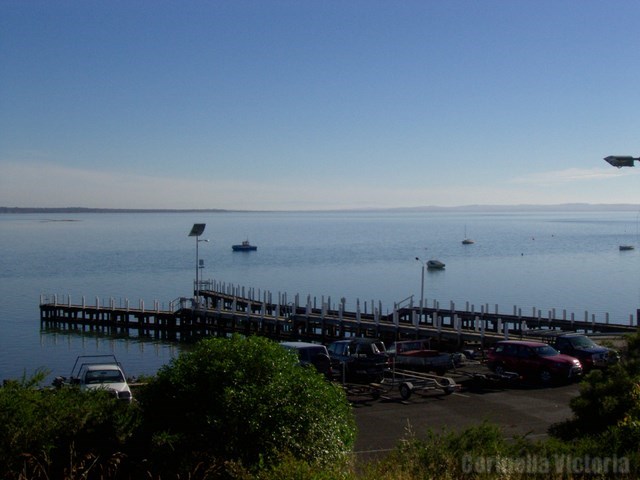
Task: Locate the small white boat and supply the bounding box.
[427,259,445,269]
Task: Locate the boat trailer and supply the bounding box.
[341,367,460,402]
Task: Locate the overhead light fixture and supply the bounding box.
[604,155,638,168]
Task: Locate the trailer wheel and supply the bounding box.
[399,382,413,400]
[440,378,455,395]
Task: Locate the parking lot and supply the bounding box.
[353,379,580,460]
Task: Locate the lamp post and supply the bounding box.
[188,224,208,304]
[415,257,425,319]
[603,155,640,321]
[604,155,639,168]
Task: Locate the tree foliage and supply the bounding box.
[0,370,140,479]
[136,335,356,475]
[550,331,640,452]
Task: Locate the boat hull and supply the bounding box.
[232,245,257,251]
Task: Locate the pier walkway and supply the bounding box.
[39,280,638,348]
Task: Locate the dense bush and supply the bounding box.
[551,332,640,440]
[136,335,356,476]
[358,422,637,480]
[547,330,640,475]
[0,370,140,480]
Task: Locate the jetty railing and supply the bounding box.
[39,279,638,347]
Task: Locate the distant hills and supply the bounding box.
[0,207,230,214]
[2,204,640,214]
[381,203,640,212]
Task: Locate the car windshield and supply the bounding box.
[301,346,326,360]
[85,369,125,384]
[534,345,560,357]
[569,336,597,348]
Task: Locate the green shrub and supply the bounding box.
[568,365,637,434]
[0,370,140,479]
[552,331,640,441]
[357,422,638,480]
[136,335,356,476]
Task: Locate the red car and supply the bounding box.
[487,340,583,384]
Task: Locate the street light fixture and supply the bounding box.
[415,257,426,314]
[188,223,208,304]
[604,155,639,168]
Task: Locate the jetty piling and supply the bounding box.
[39,280,638,348]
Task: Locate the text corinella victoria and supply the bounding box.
[461,454,630,475]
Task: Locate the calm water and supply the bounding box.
[2,209,639,382]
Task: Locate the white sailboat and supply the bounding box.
[619,212,638,251]
[462,225,474,245]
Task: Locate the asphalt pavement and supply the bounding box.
[352,377,580,461]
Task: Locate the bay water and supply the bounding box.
[1,209,639,383]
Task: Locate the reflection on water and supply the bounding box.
[38,327,183,381]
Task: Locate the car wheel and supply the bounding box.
[539,369,553,385]
[494,363,506,376]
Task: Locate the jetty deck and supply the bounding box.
[39,280,638,348]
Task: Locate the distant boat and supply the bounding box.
[461,225,474,245]
[232,240,257,251]
[427,259,445,269]
[618,213,638,251]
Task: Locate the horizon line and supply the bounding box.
[3,203,640,214]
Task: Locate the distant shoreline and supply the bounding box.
[2,204,640,214]
[0,207,232,214]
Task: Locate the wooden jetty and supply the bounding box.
[39,280,639,348]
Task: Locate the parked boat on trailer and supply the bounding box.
[387,339,456,375]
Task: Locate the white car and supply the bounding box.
[68,355,133,402]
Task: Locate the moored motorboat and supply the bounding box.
[232,240,257,251]
[619,245,634,251]
[427,259,445,269]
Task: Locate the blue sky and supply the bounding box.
[2,1,640,210]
